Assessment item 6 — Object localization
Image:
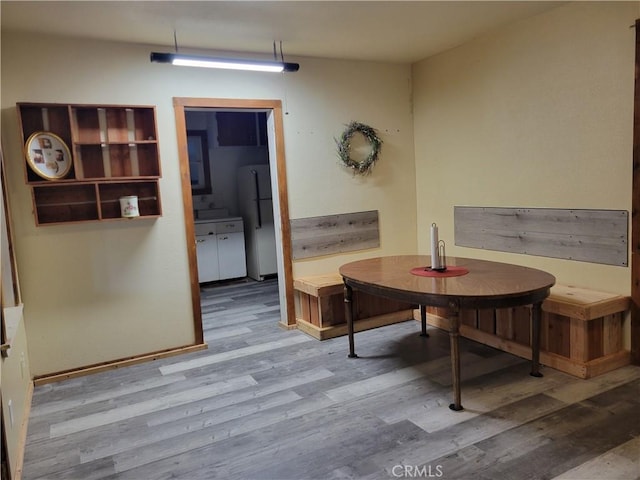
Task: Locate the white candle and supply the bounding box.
[430,223,440,269]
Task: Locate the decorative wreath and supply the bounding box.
[336,121,382,175]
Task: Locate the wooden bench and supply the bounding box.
[294,273,414,340]
[541,285,630,377]
[294,272,630,378]
[422,284,630,379]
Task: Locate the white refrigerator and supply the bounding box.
[237,165,278,281]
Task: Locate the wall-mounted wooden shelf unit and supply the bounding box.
[17,102,162,225]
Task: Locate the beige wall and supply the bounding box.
[412,2,635,346]
[282,56,417,276]
[1,32,416,375]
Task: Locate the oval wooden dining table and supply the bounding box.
[339,255,556,411]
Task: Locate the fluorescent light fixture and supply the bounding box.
[150,52,299,73]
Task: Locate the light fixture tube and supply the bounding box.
[150,52,299,73]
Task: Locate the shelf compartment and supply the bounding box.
[98,181,161,219]
[72,107,102,143]
[108,144,133,177]
[74,144,105,179]
[18,104,72,144]
[19,104,75,183]
[71,107,158,143]
[132,108,157,141]
[136,144,160,176]
[75,144,161,179]
[105,108,128,142]
[32,184,98,225]
[105,107,157,142]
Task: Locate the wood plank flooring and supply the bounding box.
[21,278,640,479]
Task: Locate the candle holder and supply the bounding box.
[430,240,447,272]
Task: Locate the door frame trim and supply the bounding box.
[631,20,639,365]
[173,97,296,341]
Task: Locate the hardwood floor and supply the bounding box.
[22,278,640,479]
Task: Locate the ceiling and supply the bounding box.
[1,1,565,64]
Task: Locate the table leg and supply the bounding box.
[420,305,429,337]
[344,283,358,358]
[530,302,543,378]
[448,303,463,411]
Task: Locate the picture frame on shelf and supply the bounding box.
[24,131,72,180]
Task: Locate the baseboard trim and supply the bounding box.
[33,343,208,386]
[278,320,298,330]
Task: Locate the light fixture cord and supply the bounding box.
[279,41,290,115]
[174,30,179,53]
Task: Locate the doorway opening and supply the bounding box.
[187,109,276,284]
[173,98,296,344]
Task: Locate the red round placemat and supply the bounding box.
[410,265,469,277]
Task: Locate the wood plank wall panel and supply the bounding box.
[290,210,379,260]
[454,206,628,266]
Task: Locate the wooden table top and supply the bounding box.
[339,255,556,309]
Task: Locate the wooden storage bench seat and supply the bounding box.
[294,273,414,340]
[541,285,630,378]
[421,284,630,379]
